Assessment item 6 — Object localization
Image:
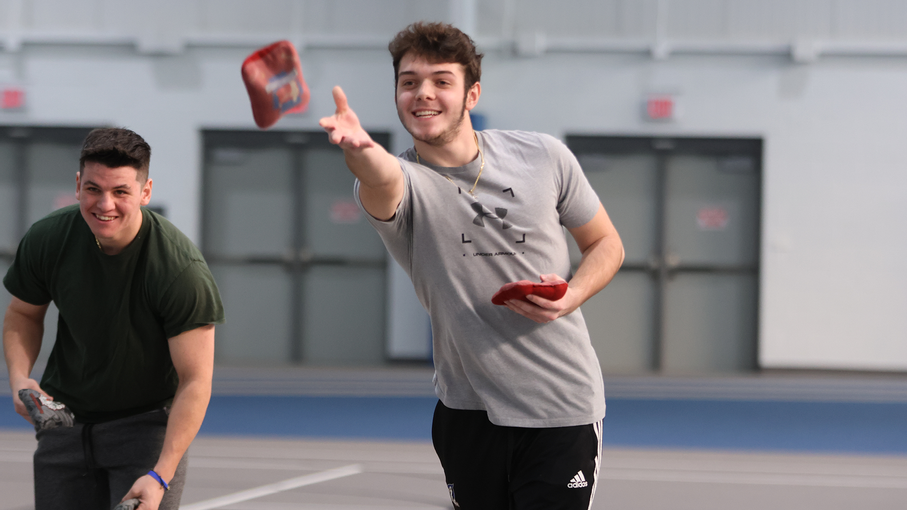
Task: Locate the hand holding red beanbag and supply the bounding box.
[491,280,568,306]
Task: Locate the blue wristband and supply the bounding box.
[147,470,169,491]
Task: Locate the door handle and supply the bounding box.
[646,254,661,272]
[647,253,681,278]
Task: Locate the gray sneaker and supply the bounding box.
[17,389,74,431]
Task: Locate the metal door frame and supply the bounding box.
[200,129,391,363]
[567,135,763,372]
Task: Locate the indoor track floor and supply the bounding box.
[2,431,906,510]
[1,367,906,509]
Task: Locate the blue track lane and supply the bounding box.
[600,399,907,454]
[200,396,438,440]
[2,396,905,455]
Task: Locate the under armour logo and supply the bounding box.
[471,202,512,229]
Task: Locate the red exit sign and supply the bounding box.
[645,94,675,121]
[1,87,26,110]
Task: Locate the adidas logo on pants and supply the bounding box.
[567,470,588,489]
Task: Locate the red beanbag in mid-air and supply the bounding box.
[491,280,568,306]
[241,40,310,129]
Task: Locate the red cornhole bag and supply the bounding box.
[241,40,310,129]
[491,280,568,306]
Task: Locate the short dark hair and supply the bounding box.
[79,128,151,181]
[388,22,483,91]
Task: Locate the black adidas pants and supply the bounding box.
[432,400,601,510]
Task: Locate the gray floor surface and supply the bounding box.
[2,368,907,509]
[2,430,906,510]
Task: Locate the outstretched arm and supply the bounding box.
[319,86,404,221]
[505,204,624,323]
[119,325,215,510]
[4,297,50,422]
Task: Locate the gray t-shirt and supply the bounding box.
[358,129,605,427]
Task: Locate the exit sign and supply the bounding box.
[1,87,25,110]
[645,94,675,121]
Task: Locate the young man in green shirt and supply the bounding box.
[3,128,224,510]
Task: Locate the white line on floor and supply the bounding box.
[179,464,364,510]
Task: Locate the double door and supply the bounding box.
[567,136,762,374]
[201,130,389,366]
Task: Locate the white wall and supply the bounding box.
[1,0,905,371]
[474,52,907,371]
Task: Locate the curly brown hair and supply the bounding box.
[79,128,151,181]
[388,22,483,91]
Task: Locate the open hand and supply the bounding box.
[319,86,376,151]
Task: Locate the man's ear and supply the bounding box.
[465,82,481,111]
[140,179,153,206]
[75,171,82,200]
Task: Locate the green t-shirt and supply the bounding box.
[3,205,225,423]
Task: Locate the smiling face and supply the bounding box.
[395,52,481,148]
[76,161,152,254]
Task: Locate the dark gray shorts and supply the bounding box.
[33,408,188,510]
[432,400,602,510]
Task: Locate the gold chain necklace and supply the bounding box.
[95,237,103,251]
[415,132,484,197]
